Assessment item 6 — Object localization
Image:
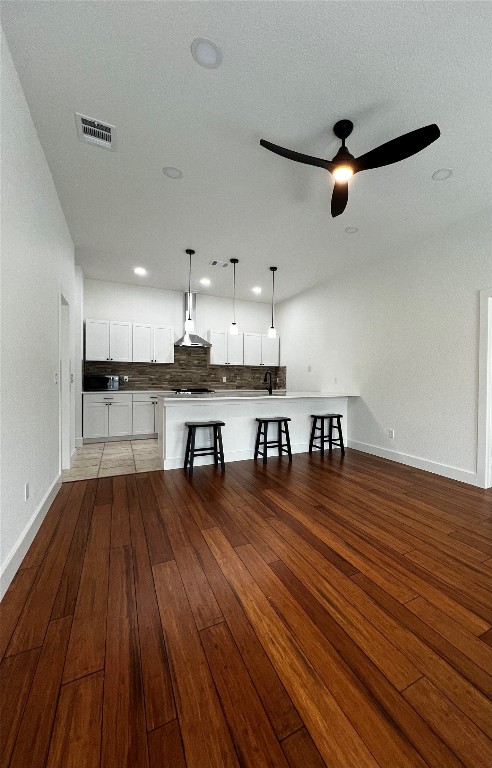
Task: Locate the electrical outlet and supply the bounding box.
[389,429,395,439]
[222,376,226,382]
[308,365,312,372]
[24,482,30,501]
[123,376,129,382]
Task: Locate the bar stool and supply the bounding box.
[184,421,225,476]
[309,413,345,455]
[254,417,292,464]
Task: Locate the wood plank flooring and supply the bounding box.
[1,449,491,767]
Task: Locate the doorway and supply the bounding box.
[478,289,492,488]
[60,295,71,471]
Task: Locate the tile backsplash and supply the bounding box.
[84,346,286,391]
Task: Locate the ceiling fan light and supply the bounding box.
[333,165,354,182]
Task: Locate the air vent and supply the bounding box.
[75,113,116,150]
[209,260,229,268]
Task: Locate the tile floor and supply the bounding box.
[61,439,163,482]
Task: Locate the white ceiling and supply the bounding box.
[1,1,491,302]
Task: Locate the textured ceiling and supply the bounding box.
[1,1,491,302]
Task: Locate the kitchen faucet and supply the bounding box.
[264,370,273,395]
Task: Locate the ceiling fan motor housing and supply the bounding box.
[333,119,354,141]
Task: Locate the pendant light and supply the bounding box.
[268,266,277,338]
[184,249,195,334]
[229,258,239,335]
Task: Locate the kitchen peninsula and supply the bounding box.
[157,390,358,469]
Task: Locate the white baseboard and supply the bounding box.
[0,474,62,600]
[348,440,479,487]
[75,437,83,448]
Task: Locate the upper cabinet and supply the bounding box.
[243,333,280,366]
[153,325,174,363]
[110,322,132,362]
[227,333,244,365]
[243,333,262,366]
[261,334,280,367]
[133,324,174,363]
[208,330,244,365]
[86,320,132,362]
[86,320,173,363]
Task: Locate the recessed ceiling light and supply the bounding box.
[199,277,211,287]
[134,267,147,276]
[163,166,183,179]
[252,287,262,294]
[432,168,453,181]
[191,37,223,69]
[344,227,358,234]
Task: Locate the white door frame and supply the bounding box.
[477,288,492,488]
[59,294,71,471]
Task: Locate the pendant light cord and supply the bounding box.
[271,269,275,327]
[270,266,277,328]
[230,258,239,327]
[188,251,192,320]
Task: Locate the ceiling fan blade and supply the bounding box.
[260,139,334,172]
[331,182,349,217]
[353,124,440,172]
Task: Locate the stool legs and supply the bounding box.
[184,427,192,469]
[284,420,292,461]
[217,426,225,470]
[309,417,316,453]
[188,427,196,476]
[262,421,268,465]
[254,423,261,459]
[336,416,345,455]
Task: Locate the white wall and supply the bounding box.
[0,29,75,596]
[83,278,272,338]
[277,220,491,485]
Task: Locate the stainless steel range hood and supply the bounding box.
[175,292,211,348]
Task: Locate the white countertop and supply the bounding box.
[159,390,358,404]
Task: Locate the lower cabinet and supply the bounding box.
[83,393,133,438]
[132,394,158,435]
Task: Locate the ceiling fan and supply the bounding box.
[260,120,440,217]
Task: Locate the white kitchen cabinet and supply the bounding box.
[83,393,133,438]
[208,330,227,365]
[132,323,154,362]
[133,393,159,434]
[261,334,280,366]
[243,333,262,366]
[83,401,109,438]
[109,322,132,362]
[85,320,132,362]
[209,329,244,365]
[108,400,133,436]
[132,324,174,363]
[227,333,244,365]
[85,320,110,361]
[153,325,174,363]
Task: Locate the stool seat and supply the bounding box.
[256,416,291,423]
[184,421,225,476]
[309,413,345,456]
[254,417,292,464]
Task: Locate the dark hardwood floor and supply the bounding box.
[1,449,492,767]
